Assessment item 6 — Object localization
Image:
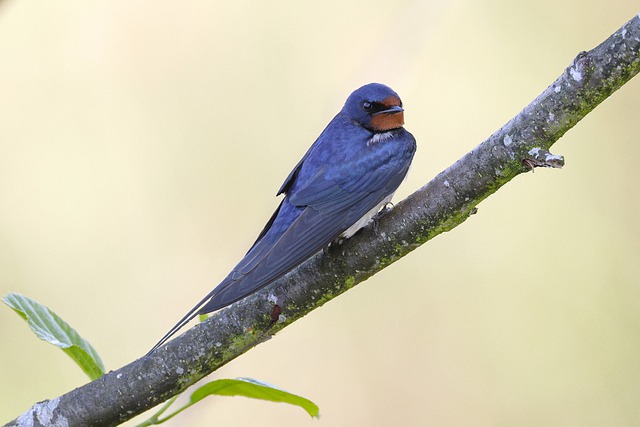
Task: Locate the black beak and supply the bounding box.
[373,105,404,115]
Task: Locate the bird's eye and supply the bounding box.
[363,101,372,112]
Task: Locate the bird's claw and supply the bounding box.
[372,202,394,235]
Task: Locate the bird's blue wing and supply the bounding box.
[201,189,393,312]
[288,136,414,213]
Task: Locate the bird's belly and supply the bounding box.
[341,193,394,238]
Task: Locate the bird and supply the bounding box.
[147,83,416,355]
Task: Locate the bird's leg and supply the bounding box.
[382,201,395,212]
[372,202,394,235]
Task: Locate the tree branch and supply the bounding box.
[6,13,640,427]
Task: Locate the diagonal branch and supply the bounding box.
[6,13,640,427]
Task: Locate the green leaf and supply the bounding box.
[3,292,105,380]
[190,378,320,418]
[135,378,319,426]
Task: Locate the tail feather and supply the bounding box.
[145,289,218,356]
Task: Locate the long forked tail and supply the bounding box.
[145,290,217,356]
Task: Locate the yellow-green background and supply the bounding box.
[1,1,639,426]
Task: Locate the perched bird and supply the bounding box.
[148,83,416,354]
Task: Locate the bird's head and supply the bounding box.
[343,83,405,132]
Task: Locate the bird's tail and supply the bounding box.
[145,289,218,356]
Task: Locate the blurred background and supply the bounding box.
[1,1,639,426]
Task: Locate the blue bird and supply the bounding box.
[148,83,416,354]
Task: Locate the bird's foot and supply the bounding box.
[372,202,394,235]
[323,236,346,255]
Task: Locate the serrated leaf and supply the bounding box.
[190,378,319,418]
[3,292,105,380]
